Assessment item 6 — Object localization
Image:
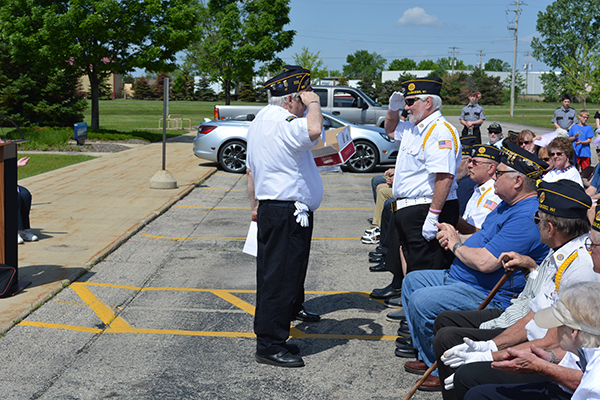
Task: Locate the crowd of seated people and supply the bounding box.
[359,96,600,395]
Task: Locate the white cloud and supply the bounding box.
[396,7,440,27]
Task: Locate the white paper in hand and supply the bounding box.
[242,221,258,257]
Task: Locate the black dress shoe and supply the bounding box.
[294,309,321,322]
[397,325,411,336]
[396,336,412,346]
[395,344,418,358]
[255,350,304,367]
[370,285,401,299]
[369,254,384,263]
[367,218,373,224]
[369,260,387,272]
[368,250,383,258]
[284,343,300,355]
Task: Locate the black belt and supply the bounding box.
[260,200,296,209]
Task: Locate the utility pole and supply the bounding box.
[507,0,522,117]
[524,51,530,95]
[449,46,459,74]
[476,49,486,69]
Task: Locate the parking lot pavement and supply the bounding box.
[0,169,441,399]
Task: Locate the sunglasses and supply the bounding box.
[534,211,541,225]
[405,97,422,106]
[468,159,493,167]
[596,149,600,153]
[519,141,531,146]
[488,131,501,135]
[495,169,517,178]
[542,157,551,162]
[550,151,564,157]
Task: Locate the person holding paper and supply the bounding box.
[246,65,323,368]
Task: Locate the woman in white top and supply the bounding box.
[543,136,583,187]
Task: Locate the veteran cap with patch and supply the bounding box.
[401,78,442,97]
[488,122,502,133]
[500,141,548,179]
[535,297,600,335]
[460,134,480,147]
[264,65,311,96]
[471,144,501,162]
[537,180,591,220]
[592,204,600,232]
[507,130,519,139]
[461,144,472,157]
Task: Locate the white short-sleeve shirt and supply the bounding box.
[246,105,323,211]
[391,111,460,200]
[462,179,502,229]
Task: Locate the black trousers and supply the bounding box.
[17,185,32,231]
[456,362,553,400]
[254,200,313,356]
[464,381,571,400]
[432,309,505,400]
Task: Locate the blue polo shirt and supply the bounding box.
[448,196,549,309]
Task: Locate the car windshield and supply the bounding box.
[353,88,379,107]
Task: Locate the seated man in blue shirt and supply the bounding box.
[394,142,550,387]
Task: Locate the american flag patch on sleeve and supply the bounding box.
[484,200,498,210]
[438,140,452,149]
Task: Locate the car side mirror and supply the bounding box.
[323,119,331,129]
[360,101,369,110]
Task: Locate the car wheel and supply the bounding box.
[346,140,379,173]
[218,140,247,173]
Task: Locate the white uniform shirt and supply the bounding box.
[486,138,504,149]
[391,110,460,200]
[462,179,501,229]
[246,104,323,211]
[543,165,584,187]
[526,234,600,340]
[572,348,600,400]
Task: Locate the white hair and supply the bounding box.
[269,92,301,106]
[414,94,443,112]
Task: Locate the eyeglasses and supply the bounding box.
[405,97,422,106]
[542,157,551,162]
[534,211,542,225]
[519,141,532,146]
[468,159,493,167]
[595,149,600,153]
[488,131,501,135]
[495,169,517,178]
[585,237,600,252]
[550,151,564,157]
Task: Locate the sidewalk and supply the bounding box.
[0,131,215,332]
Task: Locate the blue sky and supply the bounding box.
[276,0,556,73]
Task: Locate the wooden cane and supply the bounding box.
[401,269,515,400]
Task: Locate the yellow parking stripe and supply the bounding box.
[21,285,396,341]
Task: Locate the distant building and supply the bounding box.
[79,73,123,99]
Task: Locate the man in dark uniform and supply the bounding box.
[552,95,577,131]
[459,91,486,143]
[246,65,323,368]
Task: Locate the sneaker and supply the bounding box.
[363,226,380,235]
[19,230,38,242]
[18,234,24,245]
[361,231,380,244]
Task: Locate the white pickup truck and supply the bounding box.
[213,85,390,127]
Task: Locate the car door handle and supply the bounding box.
[332,111,340,115]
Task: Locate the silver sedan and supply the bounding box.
[193,112,397,173]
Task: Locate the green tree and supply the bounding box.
[561,44,600,109]
[539,72,568,102]
[0,0,201,130]
[195,77,217,101]
[417,59,437,70]
[469,68,505,105]
[186,0,294,105]
[343,50,386,81]
[484,58,511,72]
[531,0,600,70]
[292,47,327,84]
[502,71,526,102]
[0,43,86,127]
[153,72,172,100]
[388,58,417,71]
[436,57,469,71]
[172,67,196,101]
[358,76,377,100]
[133,76,153,100]
[440,72,469,104]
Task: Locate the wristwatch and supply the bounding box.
[452,242,464,254]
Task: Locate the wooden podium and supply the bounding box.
[0,142,30,296]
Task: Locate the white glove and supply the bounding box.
[444,373,454,391]
[293,201,310,227]
[388,91,405,111]
[421,211,439,241]
[441,338,496,368]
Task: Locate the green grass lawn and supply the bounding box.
[18,153,97,179]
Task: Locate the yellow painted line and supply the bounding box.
[198,187,231,191]
[211,290,256,316]
[141,233,359,241]
[71,283,132,331]
[19,320,103,334]
[175,205,213,209]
